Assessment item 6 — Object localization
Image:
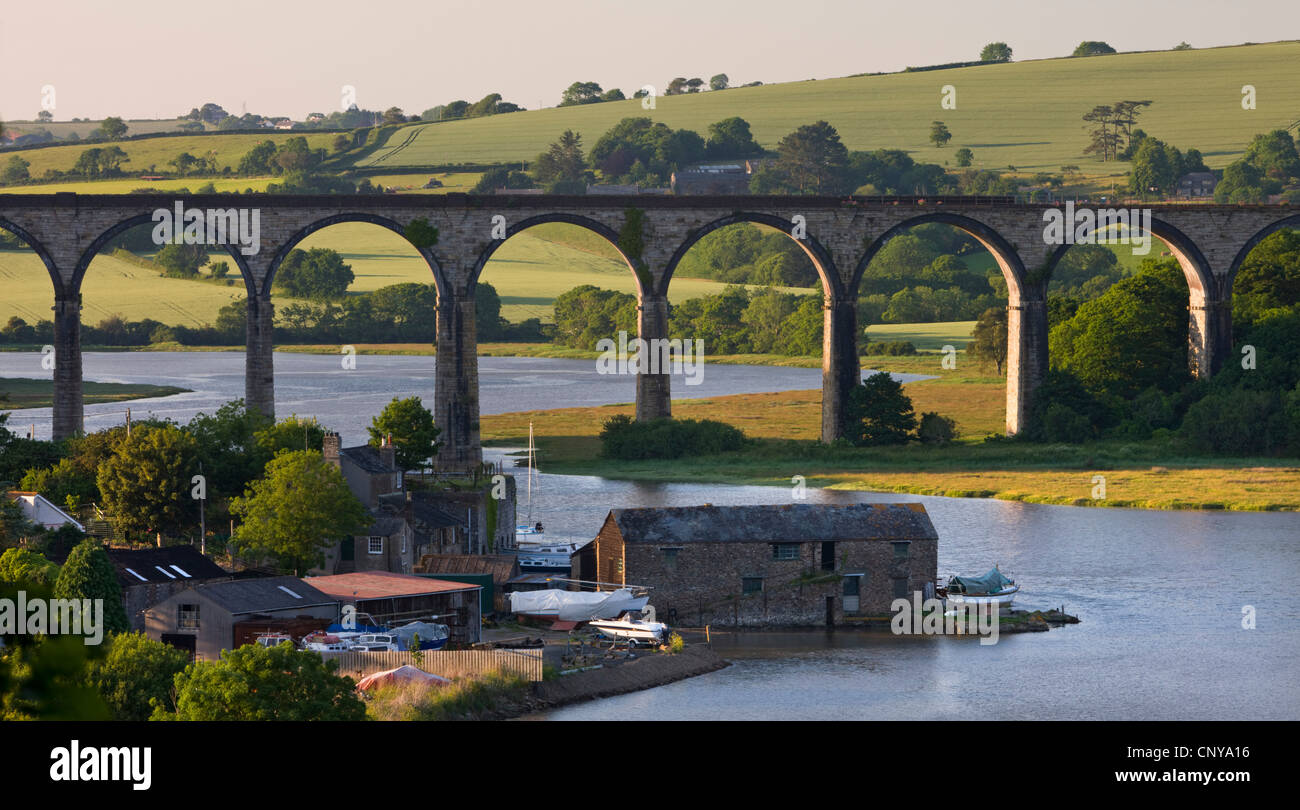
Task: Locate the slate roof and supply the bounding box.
[608,503,937,544]
[190,576,337,615]
[106,546,229,587]
[378,492,464,529]
[340,444,395,474]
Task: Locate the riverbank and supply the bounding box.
[0,377,189,411]
[481,386,1300,511]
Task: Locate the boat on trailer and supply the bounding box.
[588,610,669,646]
[942,566,1019,608]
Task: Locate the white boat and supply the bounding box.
[349,633,401,652]
[301,633,351,652]
[943,567,1019,608]
[588,611,669,645]
[509,587,650,622]
[514,422,545,539]
[254,632,294,648]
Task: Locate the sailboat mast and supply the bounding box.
[527,422,534,524]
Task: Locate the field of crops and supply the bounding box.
[351,42,1300,177]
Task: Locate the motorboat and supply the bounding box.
[254,632,294,648]
[349,633,401,652]
[588,611,669,645]
[509,587,650,622]
[387,620,450,651]
[300,632,351,652]
[942,566,1019,608]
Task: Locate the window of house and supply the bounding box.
[368,536,384,555]
[893,541,910,559]
[401,533,407,555]
[660,547,682,568]
[893,576,910,599]
[821,541,836,571]
[742,577,764,595]
[843,574,862,613]
[771,543,800,561]
[177,603,200,629]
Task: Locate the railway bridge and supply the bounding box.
[1,192,1294,467]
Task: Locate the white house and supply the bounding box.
[4,491,85,532]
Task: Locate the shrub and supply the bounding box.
[917,412,959,444]
[598,415,746,460]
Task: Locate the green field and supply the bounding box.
[0,221,818,326]
[0,377,187,410]
[864,321,974,349]
[351,42,1300,178]
[0,132,339,180]
[0,177,277,195]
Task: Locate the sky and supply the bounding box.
[2,0,1299,121]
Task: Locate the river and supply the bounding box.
[2,351,1297,720]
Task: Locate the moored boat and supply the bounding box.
[588,611,669,645]
[943,566,1019,608]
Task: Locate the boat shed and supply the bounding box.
[573,503,939,627]
[303,571,482,644]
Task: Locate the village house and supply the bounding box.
[4,491,84,532]
[1177,171,1218,199]
[145,576,338,660]
[105,545,230,631]
[572,503,939,628]
[671,160,762,194]
[303,571,482,644]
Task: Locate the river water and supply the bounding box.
[2,351,1297,720]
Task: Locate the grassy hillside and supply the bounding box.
[0,132,339,179]
[0,221,817,327]
[352,41,1300,177]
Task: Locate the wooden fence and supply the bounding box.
[317,648,544,682]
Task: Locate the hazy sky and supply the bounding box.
[2,0,1298,121]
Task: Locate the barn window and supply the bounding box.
[771,543,800,561]
[368,536,384,555]
[742,577,764,595]
[177,604,200,629]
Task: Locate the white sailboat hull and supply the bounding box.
[946,585,1019,608]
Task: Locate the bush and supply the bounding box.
[917,412,959,444]
[89,632,190,721]
[1040,402,1093,443]
[599,415,746,460]
[844,372,917,446]
[861,340,917,356]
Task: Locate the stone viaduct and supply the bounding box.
[1,192,1295,468]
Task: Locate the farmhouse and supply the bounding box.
[572,503,938,627]
[145,576,338,660]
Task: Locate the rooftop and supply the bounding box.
[608,503,937,544]
[106,545,228,587]
[304,571,480,601]
[189,576,336,615]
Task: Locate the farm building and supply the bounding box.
[144,576,338,661]
[413,553,521,613]
[303,571,482,644]
[105,545,230,631]
[572,503,938,627]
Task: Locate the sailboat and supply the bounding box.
[512,422,584,571]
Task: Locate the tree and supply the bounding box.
[559,81,604,106]
[155,242,209,277]
[1072,41,1116,57]
[918,412,959,444]
[705,117,763,159]
[0,547,59,585]
[381,107,407,125]
[274,247,354,299]
[532,130,589,189]
[1173,41,1192,50]
[230,450,370,574]
[97,424,199,541]
[954,148,973,167]
[1,155,31,185]
[96,116,128,140]
[758,120,850,194]
[367,396,442,470]
[253,415,329,459]
[158,642,366,720]
[89,632,190,721]
[980,42,1012,62]
[709,73,730,91]
[969,307,1008,374]
[929,121,952,149]
[844,372,917,445]
[1082,105,1122,162]
[53,539,129,634]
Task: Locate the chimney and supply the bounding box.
[379,433,396,470]
[323,431,341,468]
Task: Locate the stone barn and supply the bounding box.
[572,503,938,628]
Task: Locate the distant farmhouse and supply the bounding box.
[1177,171,1218,199]
[671,160,762,195]
[573,503,938,627]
